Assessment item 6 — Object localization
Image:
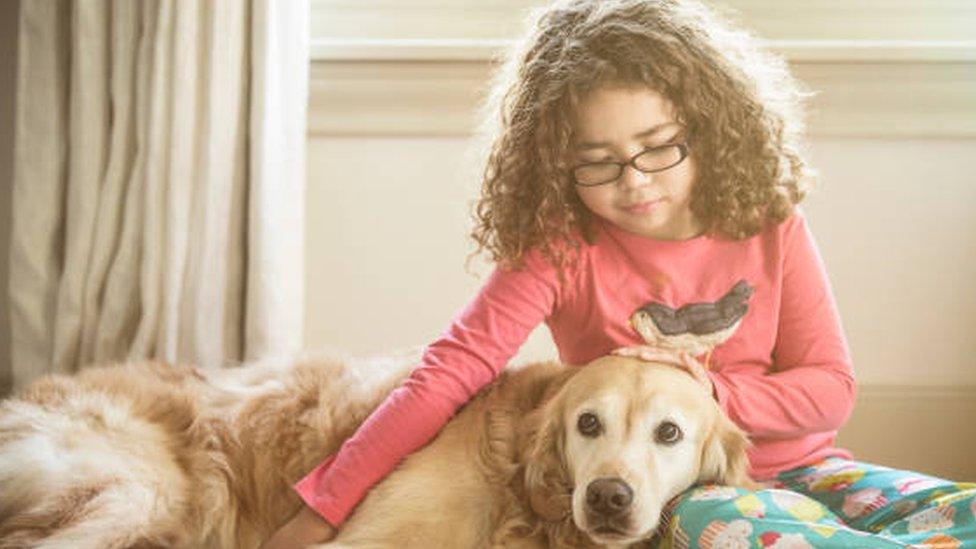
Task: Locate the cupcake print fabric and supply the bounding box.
[652,458,976,547]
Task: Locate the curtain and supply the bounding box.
[9,0,308,391]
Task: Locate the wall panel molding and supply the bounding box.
[311,0,976,43]
[308,0,976,138]
[838,384,976,479]
[308,58,976,138]
[311,38,976,63]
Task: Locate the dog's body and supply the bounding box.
[0,352,751,548]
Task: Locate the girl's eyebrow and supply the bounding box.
[576,122,680,151]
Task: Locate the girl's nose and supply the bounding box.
[618,163,650,189]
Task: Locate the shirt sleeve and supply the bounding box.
[707,212,857,439]
[293,250,561,527]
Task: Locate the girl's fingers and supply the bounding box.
[612,346,658,359]
[634,352,680,363]
[611,346,711,390]
[612,346,689,365]
[612,346,664,356]
[615,347,712,390]
[612,345,669,357]
[643,352,686,365]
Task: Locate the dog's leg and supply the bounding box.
[0,481,186,549]
[0,395,192,549]
[318,541,390,549]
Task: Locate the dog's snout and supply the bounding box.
[585,477,633,516]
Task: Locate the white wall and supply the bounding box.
[306,136,561,365]
[802,139,976,387]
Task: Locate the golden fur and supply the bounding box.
[0,353,751,548]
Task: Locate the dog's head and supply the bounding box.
[519,355,751,546]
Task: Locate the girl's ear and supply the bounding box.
[518,372,576,523]
[699,411,757,490]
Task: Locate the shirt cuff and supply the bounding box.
[292,454,345,528]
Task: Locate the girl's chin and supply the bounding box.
[623,218,701,240]
[622,199,664,216]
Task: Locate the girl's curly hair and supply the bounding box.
[470,0,818,270]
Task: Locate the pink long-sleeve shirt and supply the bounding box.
[295,210,856,527]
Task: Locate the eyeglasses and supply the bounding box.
[571,142,690,187]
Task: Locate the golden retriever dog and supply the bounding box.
[0,351,751,548]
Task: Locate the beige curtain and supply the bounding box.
[9,0,308,391]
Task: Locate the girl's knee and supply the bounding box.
[659,485,846,548]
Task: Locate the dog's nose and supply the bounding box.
[585,477,633,516]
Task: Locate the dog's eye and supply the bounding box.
[577,412,602,437]
[655,421,682,444]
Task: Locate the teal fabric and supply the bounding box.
[651,458,976,547]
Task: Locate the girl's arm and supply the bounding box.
[708,213,857,439]
[293,250,562,528]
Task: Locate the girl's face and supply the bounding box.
[571,86,701,240]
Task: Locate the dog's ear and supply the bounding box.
[518,369,576,522]
[699,411,757,489]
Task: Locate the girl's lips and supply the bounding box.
[623,199,662,214]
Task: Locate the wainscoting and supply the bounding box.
[839,385,976,479]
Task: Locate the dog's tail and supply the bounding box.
[0,376,189,548]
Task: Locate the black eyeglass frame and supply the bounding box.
[570,142,691,187]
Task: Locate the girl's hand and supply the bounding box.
[611,345,713,393]
[261,506,337,549]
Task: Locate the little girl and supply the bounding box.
[265,0,976,547]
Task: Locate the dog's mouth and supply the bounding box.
[585,517,660,545]
[587,523,636,544]
[594,525,627,536]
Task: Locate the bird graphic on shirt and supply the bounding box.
[629,279,754,367]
